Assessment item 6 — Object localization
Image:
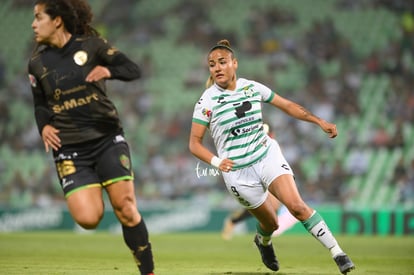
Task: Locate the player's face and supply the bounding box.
[31,4,60,45]
[208,49,238,90]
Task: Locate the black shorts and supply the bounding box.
[53,132,134,197]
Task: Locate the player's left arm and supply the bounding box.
[86,37,141,82]
[269,93,337,138]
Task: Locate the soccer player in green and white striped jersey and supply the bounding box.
[189,39,354,274]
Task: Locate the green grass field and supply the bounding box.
[0,232,413,275]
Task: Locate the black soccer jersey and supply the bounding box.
[28,35,141,145]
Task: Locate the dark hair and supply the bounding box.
[208,39,235,56]
[35,0,99,36]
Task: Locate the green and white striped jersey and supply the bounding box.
[192,78,275,170]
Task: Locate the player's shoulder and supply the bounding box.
[28,45,48,71]
[195,85,220,107]
[202,84,221,97]
[239,77,271,93]
[237,77,263,87]
[29,44,47,58]
[75,35,107,45]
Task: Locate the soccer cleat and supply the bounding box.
[334,253,355,274]
[254,235,279,271]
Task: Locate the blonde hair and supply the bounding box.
[205,39,235,88]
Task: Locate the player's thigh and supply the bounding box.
[105,179,137,207]
[105,180,140,225]
[97,137,134,185]
[66,186,104,226]
[222,168,268,209]
[268,174,312,220]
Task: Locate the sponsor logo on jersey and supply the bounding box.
[52,92,99,113]
[62,178,74,189]
[73,50,88,66]
[28,74,37,87]
[202,108,212,118]
[231,124,260,137]
[53,85,87,100]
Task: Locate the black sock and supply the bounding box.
[122,219,154,274]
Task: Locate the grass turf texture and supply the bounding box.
[0,232,413,275]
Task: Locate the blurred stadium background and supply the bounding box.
[0,0,413,234]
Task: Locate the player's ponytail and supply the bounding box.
[71,0,100,36]
[205,76,214,88]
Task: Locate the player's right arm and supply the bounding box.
[189,122,213,163]
[189,121,234,172]
[28,60,60,152]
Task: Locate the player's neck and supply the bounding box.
[50,31,72,48]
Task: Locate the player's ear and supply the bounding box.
[54,16,63,29]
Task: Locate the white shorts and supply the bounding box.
[222,138,293,209]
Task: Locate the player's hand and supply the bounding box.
[219,159,234,173]
[85,65,111,82]
[41,125,61,152]
[320,120,337,138]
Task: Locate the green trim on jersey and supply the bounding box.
[229,141,267,161]
[192,118,209,126]
[225,132,265,151]
[231,146,269,170]
[265,91,275,102]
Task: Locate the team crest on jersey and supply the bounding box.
[120,154,131,170]
[107,47,118,56]
[243,86,254,97]
[73,50,88,66]
[28,74,37,88]
[202,108,212,118]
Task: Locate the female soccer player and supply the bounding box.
[28,1,154,274]
[221,124,299,241]
[189,39,354,274]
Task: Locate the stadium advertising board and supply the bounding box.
[0,207,413,235]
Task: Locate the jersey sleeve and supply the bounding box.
[93,37,141,81]
[192,93,212,127]
[28,56,53,134]
[253,80,275,102]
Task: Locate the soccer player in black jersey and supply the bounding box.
[28,1,154,274]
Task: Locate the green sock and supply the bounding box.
[302,211,343,257]
[256,222,273,246]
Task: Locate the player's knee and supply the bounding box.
[261,218,279,232]
[268,221,279,232]
[287,201,312,221]
[114,200,140,226]
[75,213,103,229]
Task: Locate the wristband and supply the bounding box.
[210,156,223,168]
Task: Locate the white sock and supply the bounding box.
[303,211,344,257]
